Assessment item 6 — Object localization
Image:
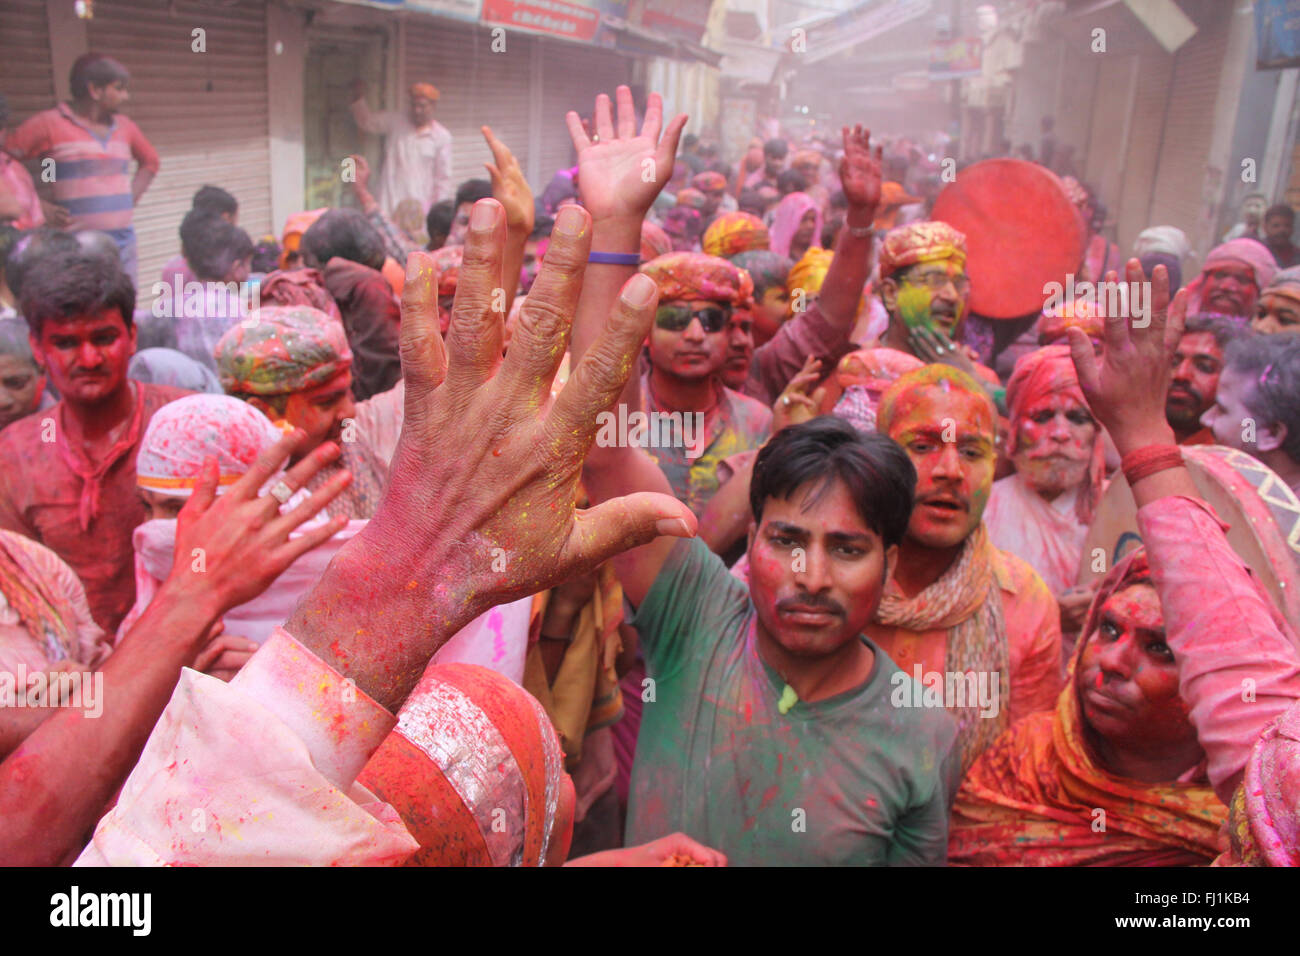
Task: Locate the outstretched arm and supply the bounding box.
[1069,260,1300,801]
[0,433,348,865]
[747,126,881,404]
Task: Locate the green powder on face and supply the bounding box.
[897,284,935,332]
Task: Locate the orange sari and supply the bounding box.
[948,551,1228,866]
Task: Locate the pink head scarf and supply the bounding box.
[1187,238,1279,316]
[768,192,823,259]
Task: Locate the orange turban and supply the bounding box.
[357,663,574,866]
[787,246,833,298]
[410,82,440,102]
[878,220,967,279]
[279,208,328,270]
[873,181,922,230]
[675,187,706,210]
[691,171,727,192]
[1038,297,1103,345]
[641,251,753,306]
[702,212,770,259]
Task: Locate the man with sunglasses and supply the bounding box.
[637,252,773,516]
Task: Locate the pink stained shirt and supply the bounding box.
[0,152,44,229]
[76,627,418,865]
[1135,495,1300,804]
[6,104,159,233]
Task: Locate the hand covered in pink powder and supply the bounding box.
[288,199,695,711]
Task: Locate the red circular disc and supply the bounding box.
[930,159,1087,319]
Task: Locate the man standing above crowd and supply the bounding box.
[350,79,452,218]
[0,248,186,633]
[6,54,159,281]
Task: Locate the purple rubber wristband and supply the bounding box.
[587,251,641,266]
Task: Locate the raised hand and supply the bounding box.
[287,199,696,710]
[773,355,826,431]
[840,124,882,214]
[481,125,535,234]
[1066,259,1186,458]
[163,429,351,622]
[565,85,687,225]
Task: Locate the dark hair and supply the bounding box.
[763,139,789,160]
[0,318,35,364]
[749,416,916,548]
[682,133,699,150]
[70,53,129,99]
[1139,253,1182,293]
[183,215,254,281]
[0,93,9,129]
[192,185,238,218]
[18,248,135,336]
[455,178,492,209]
[1184,313,1248,351]
[6,228,81,301]
[737,190,765,217]
[300,209,386,271]
[1225,331,1300,464]
[1266,203,1295,225]
[776,169,807,195]
[0,224,19,278]
[529,215,554,241]
[251,237,280,273]
[425,199,455,245]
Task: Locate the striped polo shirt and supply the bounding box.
[6,102,160,233]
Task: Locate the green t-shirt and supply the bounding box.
[627,537,959,865]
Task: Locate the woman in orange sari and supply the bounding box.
[949,548,1227,865]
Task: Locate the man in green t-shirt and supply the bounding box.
[585,413,959,865]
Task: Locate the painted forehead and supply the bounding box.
[883,375,996,437]
[1099,583,1162,631]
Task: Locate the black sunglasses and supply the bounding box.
[655,303,731,333]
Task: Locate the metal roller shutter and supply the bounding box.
[0,0,56,127]
[1144,6,1230,252]
[1116,49,1175,256]
[403,17,536,190]
[86,0,272,295]
[536,39,633,185]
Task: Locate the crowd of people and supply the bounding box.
[0,51,1299,868]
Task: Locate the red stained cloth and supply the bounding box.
[0,383,190,633]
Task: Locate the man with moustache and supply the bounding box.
[0,249,188,633]
[875,222,980,366]
[584,414,958,865]
[869,366,1063,774]
[215,305,389,520]
[1164,315,1246,445]
[1186,238,1277,321]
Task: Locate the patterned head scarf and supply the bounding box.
[836,347,923,393]
[258,268,343,322]
[1038,296,1103,345]
[675,187,707,210]
[730,249,792,296]
[430,244,463,297]
[1005,345,1105,524]
[640,252,753,306]
[690,171,727,193]
[640,221,673,262]
[136,393,283,497]
[702,211,770,259]
[215,304,353,397]
[356,662,573,867]
[769,192,823,259]
[410,82,440,102]
[787,246,833,298]
[1264,265,1300,306]
[878,220,968,280]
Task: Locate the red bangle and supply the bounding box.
[1121,444,1184,485]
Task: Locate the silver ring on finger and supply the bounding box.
[269,480,295,505]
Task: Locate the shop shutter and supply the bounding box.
[86,0,272,296]
[0,0,56,127]
[1115,48,1175,256]
[536,39,633,186]
[1144,5,1230,252]
[403,17,536,190]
